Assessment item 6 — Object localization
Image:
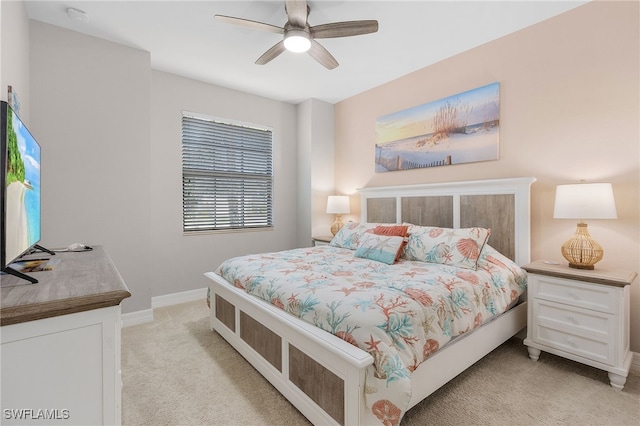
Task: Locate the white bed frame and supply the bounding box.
[206,177,536,425]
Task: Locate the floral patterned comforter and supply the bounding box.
[215,244,527,425]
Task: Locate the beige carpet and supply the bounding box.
[122,300,640,426]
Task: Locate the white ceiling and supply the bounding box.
[24,1,588,104]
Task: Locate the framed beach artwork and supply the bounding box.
[375,82,500,172]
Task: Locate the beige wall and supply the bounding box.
[4,0,321,316]
[334,1,640,351]
[149,70,298,300]
[28,22,300,313]
[1,0,30,120]
[297,99,336,242]
[30,21,153,312]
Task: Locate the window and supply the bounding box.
[182,112,273,233]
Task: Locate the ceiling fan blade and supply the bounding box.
[285,0,308,28]
[214,15,284,35]
[310,20,379,39]
[255,41,287,65]
[308,40,339,70]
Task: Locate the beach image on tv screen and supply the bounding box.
[5,109,41,263]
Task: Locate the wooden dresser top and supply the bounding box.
[1,246,131,326]
[523,260,637,288]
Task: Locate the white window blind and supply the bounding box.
[182,112,273,232]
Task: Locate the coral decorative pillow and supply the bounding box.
[403,226,491,270]
[372,225,409,237]
[354,233,405,265]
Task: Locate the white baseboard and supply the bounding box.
[151,288,208,309]
[121,308,154,328]
[122,287,208,328]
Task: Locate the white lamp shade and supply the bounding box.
[326,195,350,214]
[553,183,617,219]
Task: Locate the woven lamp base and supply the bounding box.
[561,222,603,270]
[330,215,344,236]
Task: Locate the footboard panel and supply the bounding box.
[214,294,235,331]
[289,345,344,424]
[240,311,282,371]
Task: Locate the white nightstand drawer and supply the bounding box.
[533,324,613,365]
[534,276,616,314]
[534,300,611,338]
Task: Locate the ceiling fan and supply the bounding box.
[214,0,378,70]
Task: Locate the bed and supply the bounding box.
[206,176,536,425]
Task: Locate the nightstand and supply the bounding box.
[312,236,333,246]
[523,260,636,390]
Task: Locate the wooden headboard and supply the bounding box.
[359,177,536,265]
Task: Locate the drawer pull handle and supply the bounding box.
[567,290,578,299]
[567,315,576,323]
[567,337,576,346]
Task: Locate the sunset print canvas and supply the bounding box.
[375,82,500,172]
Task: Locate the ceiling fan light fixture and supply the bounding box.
[284,30,311,53]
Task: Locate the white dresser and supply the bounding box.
[523,260,636,390]
[1,247,130,425]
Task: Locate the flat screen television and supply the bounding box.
[1,100,49,283]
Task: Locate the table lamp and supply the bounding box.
[553,182,617,269]
[327,195,350,236]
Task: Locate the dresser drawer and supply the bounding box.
[532,323,613,365]
[533,276,617,314]
[534,299,611,338]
